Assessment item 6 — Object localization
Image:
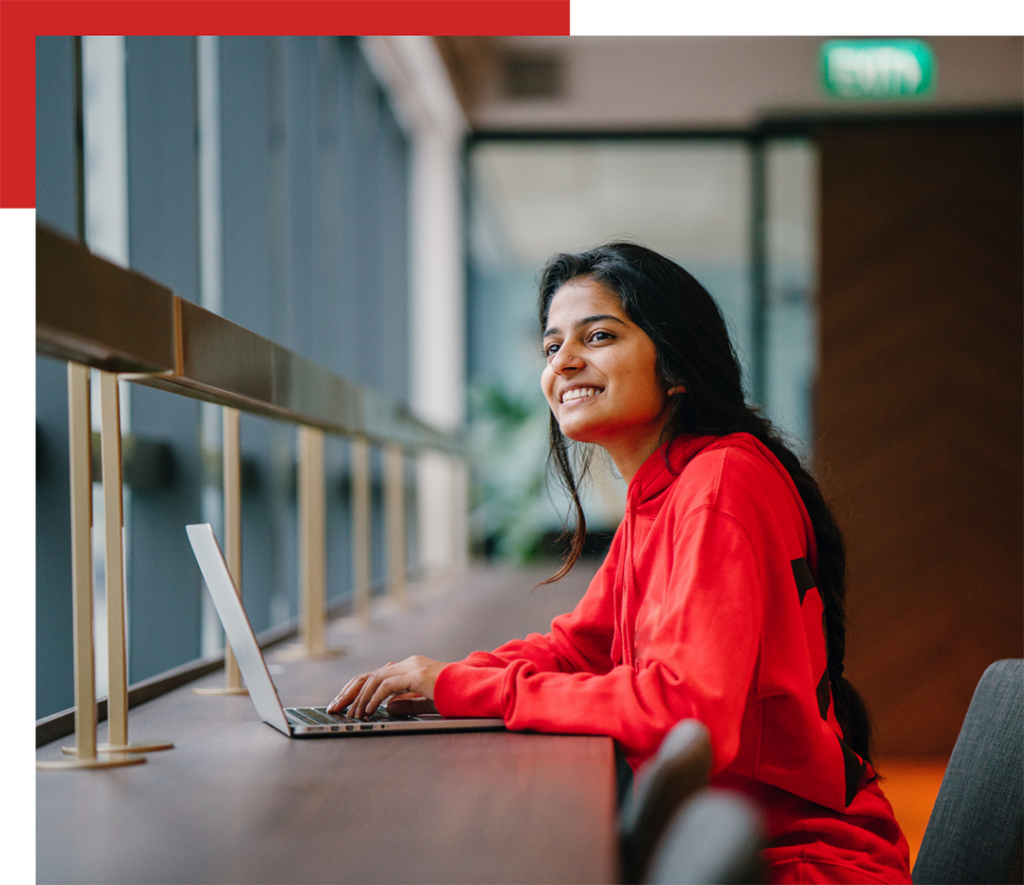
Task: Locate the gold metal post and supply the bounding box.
[195,406,247,695]
[279,425,340,660]
[385,443,406,607]
[351,436,371,625]
[40,364,143,770]
[64,371,173,756]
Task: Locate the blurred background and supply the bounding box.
[36,35,1022,856]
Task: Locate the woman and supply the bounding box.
[329,243,910,884]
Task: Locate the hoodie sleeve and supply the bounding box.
[438,530,624,694]
[434,502,765,773]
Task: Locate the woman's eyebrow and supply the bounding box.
[542,315,628,339]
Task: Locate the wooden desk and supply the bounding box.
[37,564,620,884]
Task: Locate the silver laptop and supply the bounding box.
[187,523,506,738]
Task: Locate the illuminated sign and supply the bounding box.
[820,40,936,99]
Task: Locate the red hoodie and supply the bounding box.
[434,433,910,883]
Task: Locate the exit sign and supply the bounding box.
[821,40,936,99]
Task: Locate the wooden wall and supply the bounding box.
[815,117,1023,757]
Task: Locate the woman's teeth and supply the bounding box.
[561,387,601,403]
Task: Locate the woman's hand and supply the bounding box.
[384,692,439,717]
[327,656,447,720]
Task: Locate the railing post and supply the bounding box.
[195,406,247,695]
[282,425,341,659]
[224,406,243,686]
[448,454,468,577]
[385,442,406,607]
[99,370,131,745]
[351,436,371,624]
[69,364,97,755]
[68,371,173,755]
[39,364,143,770]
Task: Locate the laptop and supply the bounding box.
[187,523,506,738]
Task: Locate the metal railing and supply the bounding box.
[36,222,464,767]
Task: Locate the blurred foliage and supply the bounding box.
[468,382,562,562]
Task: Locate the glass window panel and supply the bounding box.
[765,139,819,463]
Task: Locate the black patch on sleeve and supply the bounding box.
[836,734,867,807]
[791,557,816,604]
[816,667,832,720]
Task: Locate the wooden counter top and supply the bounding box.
[37,563,620,884]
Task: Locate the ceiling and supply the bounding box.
[434,36,1023,132]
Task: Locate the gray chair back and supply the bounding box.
[620,719,713,883]
[913,658,1024,884]
[644,788,766,885]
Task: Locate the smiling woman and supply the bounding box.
[329,242,913,885]
[540,278,670,482]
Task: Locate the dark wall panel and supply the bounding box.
[125,36,204,681]
[816,118,1024,756]
[36,36,78,239]
[221,36,292,633]
[315,37,357,604]
[35,36,78,718]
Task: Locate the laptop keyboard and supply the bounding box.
[286,706,388,725]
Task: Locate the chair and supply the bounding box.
[644,788,766,885]
[912,658,1024,884]
[620,719,714,883]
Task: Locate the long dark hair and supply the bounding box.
[537,242,874,763]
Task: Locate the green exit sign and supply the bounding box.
[821,40,936,99]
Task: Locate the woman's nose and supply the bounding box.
[551,345,583,374]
